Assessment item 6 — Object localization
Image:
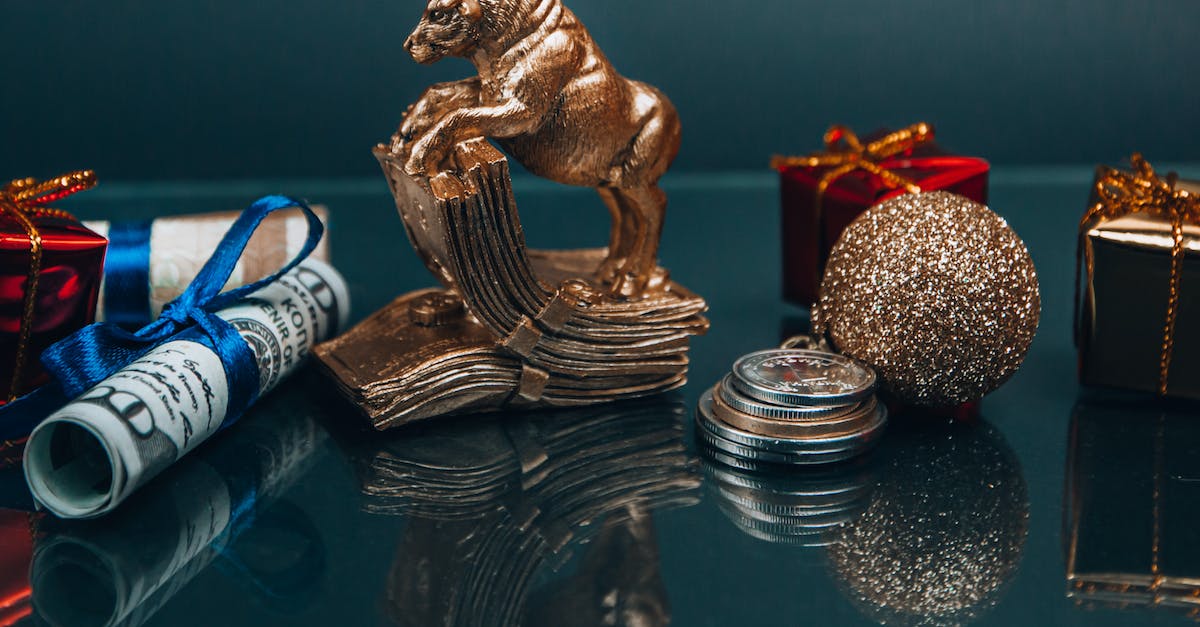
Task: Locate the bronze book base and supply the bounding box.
[314,140,708,430]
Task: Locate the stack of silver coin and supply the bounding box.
[696,349,887,465]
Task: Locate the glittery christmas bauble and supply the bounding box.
[817,192,1040,407]
[826,418,1029,627]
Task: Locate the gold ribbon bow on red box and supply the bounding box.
[770,122,934,211]
[1078,154,1200,395]
[771,123,935,299]
[0,172,96,403]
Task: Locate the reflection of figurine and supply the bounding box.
[526,513,670,627]
[336,399,700,627]
[392,0,681,296]
[827,414,1029,627]
[1066,400,1200,619]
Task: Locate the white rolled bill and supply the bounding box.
[23,259,349,519]
[85,206,331,321]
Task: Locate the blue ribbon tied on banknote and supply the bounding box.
[0,195,325,440]
[101,219,154,328]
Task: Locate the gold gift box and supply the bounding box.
[1077,172,1200,398]
[1066,401,1200,617]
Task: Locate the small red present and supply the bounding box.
[0,172,106,402]
[773,123,990,305]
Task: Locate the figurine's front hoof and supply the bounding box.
[388,135,407,156]
[608,273,648,299]
[646,267,670,291]
[595,257,625,282]
[403,155,428,177]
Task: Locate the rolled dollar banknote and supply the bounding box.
[22,258,348,519]
[85,206,331,325]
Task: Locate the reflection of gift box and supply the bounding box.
[774,123,989,305]
[0,509,33,626]
[1076,155,1200,398]
[0,173,106,401]
[85,205,330,327]
[1066,401,1200,616]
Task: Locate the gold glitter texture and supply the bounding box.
[826,419,1030,626]
[817,192,1040,406]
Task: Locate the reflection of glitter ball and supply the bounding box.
[826,418,1029,627]
[818,192,1040,406]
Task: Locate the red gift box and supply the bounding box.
[774,124,990,305]
[0,172,106,403]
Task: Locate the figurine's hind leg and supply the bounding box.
[621,82,682,186]
[609,185,666,297]
[596,187,639,282]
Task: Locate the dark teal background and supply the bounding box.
[3,0,1198,180]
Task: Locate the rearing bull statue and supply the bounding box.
[391,0,682,298]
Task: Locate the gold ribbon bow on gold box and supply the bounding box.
[1078,154,1199,395]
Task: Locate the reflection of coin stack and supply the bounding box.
[343,399,701,627]
[697,349,887,466]
[702,456,875,547]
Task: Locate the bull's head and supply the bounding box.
[404,0,484,64]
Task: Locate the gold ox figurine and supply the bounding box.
[315,0,706,429]
[390,0,681,297]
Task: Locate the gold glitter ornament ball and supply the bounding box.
[817,192,1040,406]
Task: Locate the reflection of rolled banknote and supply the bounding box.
[85,206,331,323]
[31,387,326,627]
[23,259,349,518]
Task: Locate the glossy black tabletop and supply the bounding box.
[12,165,1200,627]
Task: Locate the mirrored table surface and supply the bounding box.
[8,164,1200,627]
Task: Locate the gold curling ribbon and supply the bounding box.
[771,122,934,203]
[1078,154,1199,396]
[771,123,934,299]
[0,171,97,403]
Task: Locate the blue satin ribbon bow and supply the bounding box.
[0,195,324,440]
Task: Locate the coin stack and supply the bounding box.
[697,349,887,466]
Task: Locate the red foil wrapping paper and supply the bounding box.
[0,212,106,400]
[776,126,990,305]
[0,510,32,626]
